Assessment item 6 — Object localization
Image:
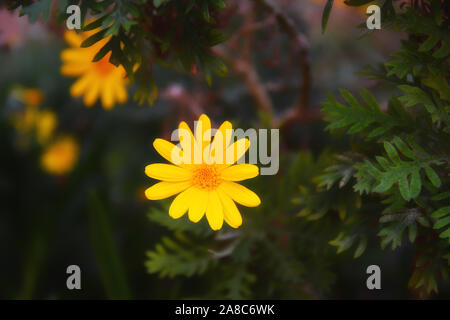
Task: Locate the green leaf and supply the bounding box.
[398,85,434,107]
[20,0,54,23]
[354,237,367,258]
[408,223,417,242]
[424,166,441,188]
[201,0,211,23]
[322,0,334,34]
[88,191,132,299]
[409,169,421,199]
[418,34,440,52]
[392,137,416,159]
[83,16,109,32]
[439,227,450,239]
[431,207,450,219]
[383,141,401,163]
[92,41,113,62]
[398,174,411,201]
[433,216,450,229]
[433,43,450,59]
[81,29,108,48]
[154,0,171,8]
[360,88,379,111]
[211,0,226,9]
[432,191,450,201]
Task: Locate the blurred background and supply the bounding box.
[0,0,448,299]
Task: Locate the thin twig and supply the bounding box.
[212,46,275,116]
[256,0,313,128]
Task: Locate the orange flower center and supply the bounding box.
[192,165,221,190]
[25,89,44,107]
[94,54,116,76]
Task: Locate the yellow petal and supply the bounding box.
[218,181,261,207]
[145,181,191,200]
[217,191,242,228]
[61,49,92,63]
[153,138,183,165]
[113,82,128,103]
[206,190,223,230]
[224,138,250,166]
[83,78,100,106]
[169,187,195,219]
[210,121,232,164]
[70,73,93,97]
[64,31,83,47]
[145,163,192,182]
[188,187,208,223]
[101,80,115,110]
[61,63,90,76]
[221,164,259,181]
[178,121,195,164]
[195,114,212,148]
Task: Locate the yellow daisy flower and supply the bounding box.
[41,136,79,175]
[60,29,128,110]
[36,110,58,145]
[145,114,261,231]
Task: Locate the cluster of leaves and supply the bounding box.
[6,0,229,105]
[145,153,338,299]
[310,0,450,296]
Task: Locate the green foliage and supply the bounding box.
[354,137,444,201]
[322,89,413,140]
[88,191,132,299]
[145,153,338,299]
[8,0,229,105]
[145,205,216,278]
[315,0,450,296]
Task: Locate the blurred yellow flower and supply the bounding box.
[12,103,38,135]
[36,110,58,145]
[60,29,128,110]
[145,114,261,231]
[41,136,79,175]
[10,87,58,146]
[23,88,44,107]
[10,86,44,107]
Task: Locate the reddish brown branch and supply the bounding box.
[212,0,320,128]
[256,0,313,128]
[211,46,274,116]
